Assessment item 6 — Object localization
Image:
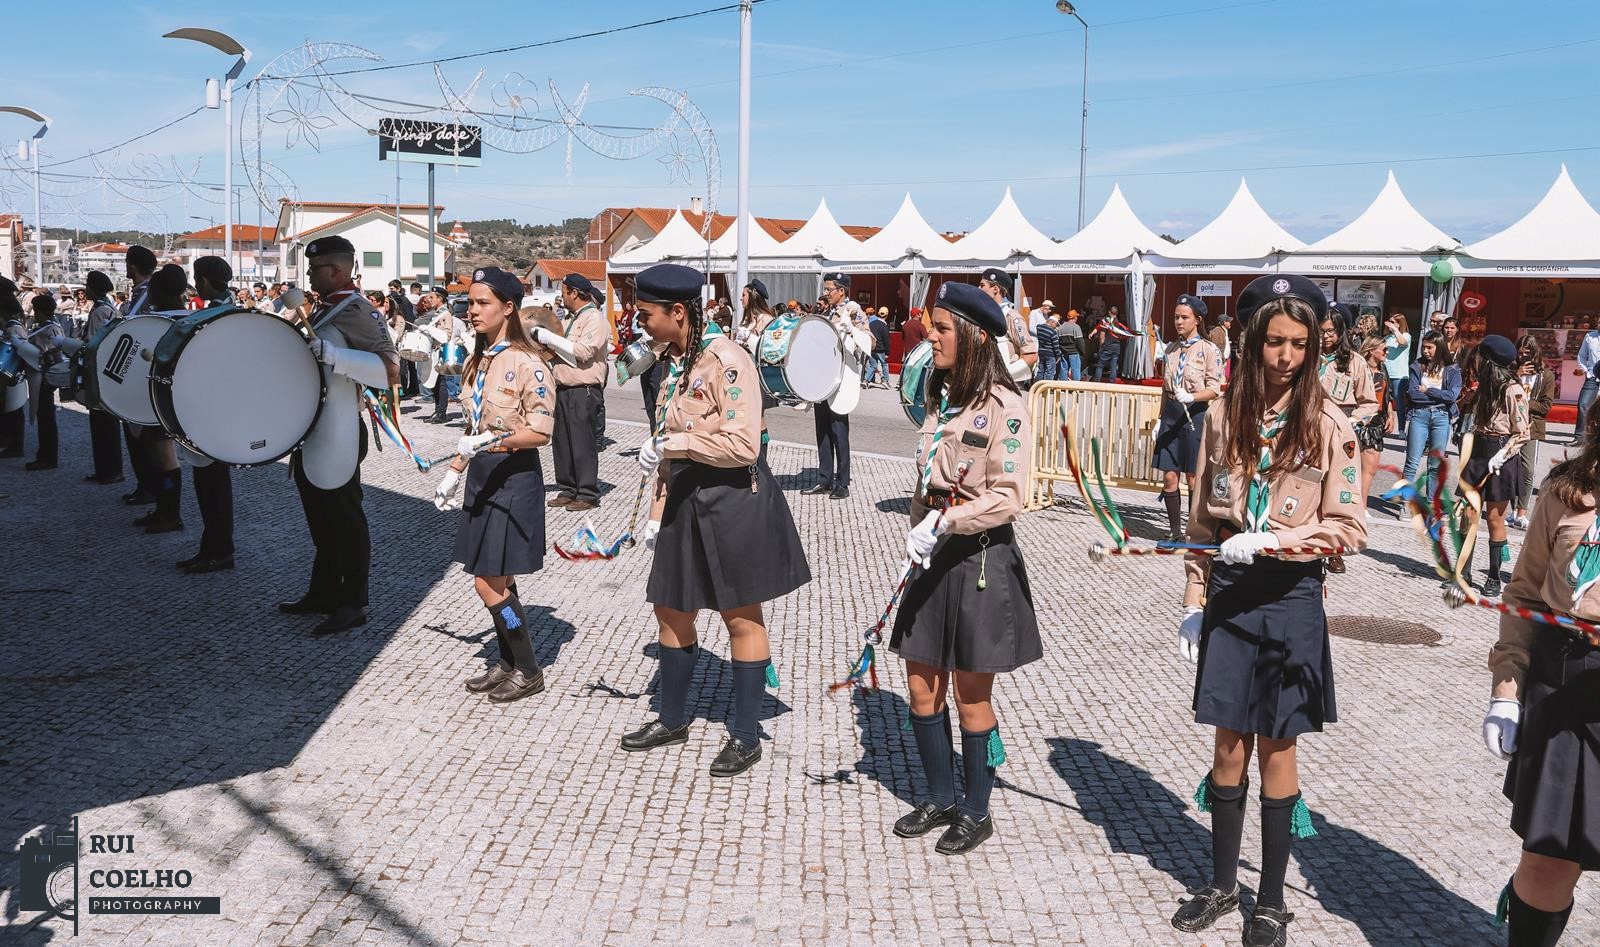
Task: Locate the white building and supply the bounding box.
[175,225,282,283]
[274,200,456,289]
[0,213,22,282]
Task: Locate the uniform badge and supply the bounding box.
[1343,466,1357,483]
[725,368,738,384]
[1339,490,1354,504]
[1006,418,1021,435]
[534,370,545,382]
[498,386,516,396]
[1003,461,1017,473]
[974,415,988,430]
[726,410,736,420]
[728,386,741,400]
[691,377,704,391]
[1273,278,1290,294]
[1002,437,1020,454]
[1343,440,1356,459]
[1212,473,1229,500]
[536,386,547,397]
[504,370,515,382]
[1280,496,1300,517]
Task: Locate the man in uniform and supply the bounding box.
[119,245,160,506]
[548,272,610,512]
[177,255,239,574]
[979,268,1036,384]
[277,236,400,635]
[806,272,866,499]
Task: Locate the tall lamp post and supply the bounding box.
[164,28,251,280]
[1056,1,1090,232]
[0,106,51,285]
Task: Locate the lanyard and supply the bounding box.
[469,342,511,434]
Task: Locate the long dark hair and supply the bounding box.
[1222,297,1326,477]
[742,291,775,326]
[1415,330,1448,375]
[1548,409,1600,507]
[1322,308,1354,373]
[463,283,536,381]
[924,315,1018,414]
[1472,352,1515,429]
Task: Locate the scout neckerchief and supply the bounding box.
[469,341,511,434]
[1172,335,1201,392]
[916,388,963,498]
[1567,498,1600,603]
[1244,408,1291,533]
[310,287,361,333]
[1317,351,1337,381]
[561,302,597,339]
[653,336,703,436]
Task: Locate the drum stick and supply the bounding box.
[1442,584,1600,647]
[417,421,510,472]
[1087,541,1354,563]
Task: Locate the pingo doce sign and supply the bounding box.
[377,118,483,167]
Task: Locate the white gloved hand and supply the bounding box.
[455,431,500,461]
[433,468,462,511]
[638,436,663,473]
[735,326,751,344]
[1217,531,1281,565]
[642,520,661,550]
[308,338,337,365]
[530,326,552,347]
[1173,389,1196,405]
[1487,448,1510,475]
[1482,698,1521,761]
[1178,607,1204,663]
[905,516,941,568]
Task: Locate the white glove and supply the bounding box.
[433,468,462,511]
[1178,607,1204,663]
[905,516,941,568]
[735,326,751,344]
[1487,448,1511,475]
[308,338,336,364]
[1482,698,1521,761]
[1173,389,1196,405]
[642,520,661,550]
[1217,531,1280,565]
[455,431,500,461]
[638,436,663,473]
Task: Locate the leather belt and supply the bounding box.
[924,489,969,508]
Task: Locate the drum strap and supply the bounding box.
[310,293,361,334]
[469,342,511,434]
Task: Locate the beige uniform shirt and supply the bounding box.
[1004,303,1038,357]
[1185,394,1369,599]
[1317,353,1379,423]
[911,384,1032,535]
[1492,491,1599,694]
[1479,380,1531,452]
[650,336,764,517]
[551,303,611,387]
[456,347,558,440]
[1161,336,1224,397]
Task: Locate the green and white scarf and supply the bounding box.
[1567,509,1600,603]
[1244,412,1290,533]
[916,390,962,498]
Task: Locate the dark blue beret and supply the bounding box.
[1175,293,1208,318]
[933,281,1006,338]
[562,272,602,300]
[980,267,1014,296]
[1479,334,1516,367]
[305,235,355,258]
[1236,274,1328,328]
[1327,302,1354,327]
[635,263,704,304]
[745,278,769,301]
[472,266,524,308]
[822,272,851,288]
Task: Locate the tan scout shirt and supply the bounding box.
[551,303,612,387]
[1185,394,1369,600]
[1479,380,1531,451]
[1161,336,1224,397]
[1317,353,1379,424]
[1004,304,1038,357]
[1492,491,1600,695]
[911,384,1031,535]
[456,347,558,440]
[649,336,764,519]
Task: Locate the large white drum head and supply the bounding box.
[784,315,844,403]
[95,316,168,424]
[169,312,323,464]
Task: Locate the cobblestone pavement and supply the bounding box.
[3,400,1595,946]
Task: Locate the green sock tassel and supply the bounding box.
[902,714,912,731]
[765,663,780,688]
[1193,775,1212,813]
[1289,796,1317,839]
[1495,881,1511,926]
[986,729,1006,768]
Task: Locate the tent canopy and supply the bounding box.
[842,193,950,264]
[609,209,710,270]
[1160,179,1303,260]
[1304,171,1458,254]
[1463,165,1600,262]
[709,212,786,257]
[1032,184,1173,266]
[779,198,862,262]
[927,188,1055,263]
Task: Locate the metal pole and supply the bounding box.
[31,138,42,283]
[395,158,402,284]
[734,0,752,323]
[224,72,234,281]
[1076,13,1090,233]
[426,162,436,289]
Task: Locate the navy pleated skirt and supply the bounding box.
[1194,557,1336,739]
[1505,633,1600,869]
[452,449,546,577]
[1461,433,1526,504]
[890,524,1041,674]
[1153,398,1206,474]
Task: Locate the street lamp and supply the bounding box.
[164,28,251,281]
[0,105,51,286]
[1056,1,1090,233]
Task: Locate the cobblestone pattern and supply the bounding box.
[1,401,1593,945]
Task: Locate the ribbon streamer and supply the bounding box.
[1088,541,1353,563]
[1443,584,1600,647]
[1061,414,1129,548]
[361,388,428,469]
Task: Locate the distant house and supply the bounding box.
[274,200,455,288]
[175,224,280,282]
[0,213,26,282]
[526,259,605,294]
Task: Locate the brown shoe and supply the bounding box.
[565,499,597,512]
[465,662,512,693]
[547,495,575,508]
[486,667,545,703]
[1326,555,1346,574]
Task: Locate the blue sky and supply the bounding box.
[3,0,1598,243]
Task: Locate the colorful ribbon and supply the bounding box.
[1061,412,1129,549]
[361,389,428,471]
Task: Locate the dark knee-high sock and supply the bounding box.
[156,466,182,519]
[1258,793,1299,909]
[489,595,536,673]
[910,709,956,808]
[1206,774,1248,891]
[959,727,998,819]
[1490,540,1508,582]
[1161,490,1184,538]
[657,643,698,729]
[729,658,768,745]
[1506,881,1572,947]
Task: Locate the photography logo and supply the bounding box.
[19,817,79,936]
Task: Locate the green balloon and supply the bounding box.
[1430,260,1454,284]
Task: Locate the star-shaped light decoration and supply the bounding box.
[267,84,336,151]
[658,133,700,186]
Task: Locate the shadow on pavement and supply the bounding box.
[635,639,793,741]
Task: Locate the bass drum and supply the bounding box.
[0,339,22,386]
[81,315,172,424]
[755,314,843,404]
[898,340,934,427]
[150,307,324,466]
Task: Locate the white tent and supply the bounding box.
[709,213,786,261]
[1144,179,1303,273]
[1031,184,1174,269]
[1283,171,1458,278]
[608,209,712,273]
[780,198,863,263]
[1460,165,1600,275]
[840,193,949,267]
[926,188,1055,267]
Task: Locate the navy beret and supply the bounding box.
[150,263,188,299]
[1327,302,1354,326]
[980,268,1014,296]
[306,235,355,258]
[1479,334,1516,367]
[1175,293,1208,318]
[933,281,1006,338]
[562,272,602,300]
[472,266,525,309]
[1236,274,1328,328]
[822,272,851,288]
[0,275,16,296]
[745,278,769,301]
[635,263,704,304]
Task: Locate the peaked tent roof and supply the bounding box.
[777,199,862,260]
[1035,185,1175,261]
[1304,171,1458,253]
[1162,179,1304,259]
[927,188,1056,262]
[843,194,951,262]
[1464,165,1600,261]
[709,213,787,256]
[609,209,711,267]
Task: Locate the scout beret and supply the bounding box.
[150,262,189,299]
[1479,334,1517,367]
[562,272,602,300]
[1215,311,1233,323]
[933,281,1006,338]
[1327,302,1354,327]
[745,277,769,301]
[822,272,851,288]
[472,266,525,309]
[305,235,355,258]
[980,267,1014,295]
[125,245,157,272]
[635,263,704,304]
[1236,274,1328,327]
[1175,293,1208,318]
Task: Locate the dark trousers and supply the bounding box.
[33,385,57,464]
[640,361,663,428]
[124,422,155,492]
[1094,342,1121,382]
[594,395,607,445]
[192,461,235,558]
[814,401,851,487]
[553,385,602,502]
[400,360,419,396]
[1,405,23,451]
[89,409,123,477]
[291,426,370,609]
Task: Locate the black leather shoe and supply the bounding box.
[144,516,185,534]
[183,556,235,574]
[88,473,124,485]
[829,485,850,500]
[709,736,762,777]
[485,667,545,703]
[893,802,959,838]
[311,607,367,635]
[1481,577,1503,599]
[25,460,56,471]
[278,597,335,615]
[800,483,832,496]
[465,662,512,693]
[1170,884,1240,933]
[1242,905,1294,947]
[176,553,204,571]
[934,812,994,855]
[620,719,690,752]
[423,414,447,424]
[122,489,157,505]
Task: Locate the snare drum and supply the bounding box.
[81,314,172,424]
[0,339,21,386]
[755,314,843,404]
[898,340,934,427]
[398,328,437,363]
[435,338,468,376]
[149,307,325,466]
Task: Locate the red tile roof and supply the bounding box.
[178,224,277,243]
[528,259,606,283]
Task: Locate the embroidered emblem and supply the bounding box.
[504,370,515,382]
[1273,278,1290,294]
[974,415,988,430]
[536,386,547,397]
[1003,461,1017,473]
[725,368,738,384]
[536,408,551,415]
[474,269,486,281]
[1339,490,1354,503]
[728,386,741,400]
[498,386,516,396]
[938,284,948,299]
[1212,473,1229,500]
[1006,418,1021,434]
[1343,440,1357,459]
[1343,466,1357,483]
[1280,496,1300,518]
[534,370,545,382]
[1002,437,1020,454]
[726,410,736,420]
[691,377,704,391]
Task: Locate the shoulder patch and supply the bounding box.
[1006,418,1022,435]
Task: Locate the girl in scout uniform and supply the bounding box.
[1355,337,1395,503]
[623,263,811,778]
[1460,335,1530,598]
[432,267,556,704]
[1315,304,1378,573]
[1172,274,1367,947]
[890,281,1040,857]
[735,278,779,465]
[1153,293,1225,542]
[1483,428,1600,945]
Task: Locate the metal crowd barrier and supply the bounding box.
[1026,380,1165,510]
